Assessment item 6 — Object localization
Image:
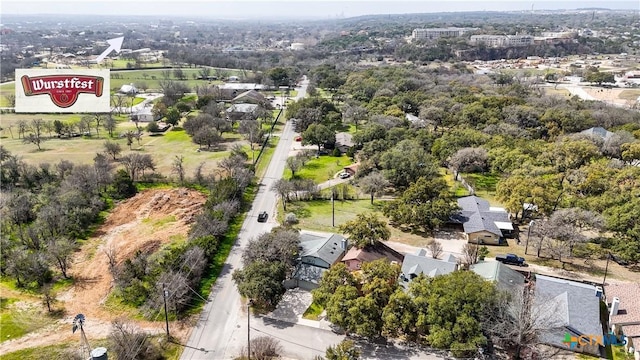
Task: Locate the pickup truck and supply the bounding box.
[495,254,526,266]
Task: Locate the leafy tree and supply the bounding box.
[357,171,389,204]
[302,123,335,153]
[165,107,181,126]
[382,289,418,339]
[338,212,390,248]
[383,176,458,231]
[232,260,286,311]
[312,263,358,307]
[448,147,489,180]
[22,119,47,150]
[268,67,291,87]
[325,284,359,333]
[111,169,137,199]
[325,340,360,360]
[380,139,438,189]
[103,140,122,160]
[286,157,302,177]
[271,178,294,211]
[146,121,160,133]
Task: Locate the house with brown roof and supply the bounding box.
[606,282,640,359]
[341,242,404,271]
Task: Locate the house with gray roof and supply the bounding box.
[288,231,347,290]
[580,127,614,141]
[399,249,458,288]
[470,261,525,290]
[454,196,513,245]
[226,103,259,120]
[534,275,603,357]
[232,89,267,106]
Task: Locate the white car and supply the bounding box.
[338,172,351,179]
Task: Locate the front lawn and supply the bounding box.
[281,199,379,232]
[284,155,353,183]
[302,301,323,320]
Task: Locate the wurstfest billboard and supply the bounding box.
[15,69,110,113]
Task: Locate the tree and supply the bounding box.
[547,208,604,258]
[342,104,368,133]
[358,171,389,204]
[22,118,47,150]
[383,176,459,231]
[47,237,75,278]
[239,120,263,154]
[325,340,360,360]
[165,107,181,126]
[103,140,122,160]
[124,131,135,150]
[152,102,168,120]
[232,260,286,311]
[302,123,335,153]
[268,67,291,87]
[382,288,417,339]
[120,153,155,181]
[380,139,438,189]
[172,155,185,184]
[448,147,489,180]
[146,121,160,133]
[93,113,104,138]
[271,179,294,211]
[286,157,302,177]
[242,228,300,270]
[462,243,480,266]
[243,336,283,360]
[108,319,161,360]
[312,263,358,307]
[427,240,443,259]
[41,284,57,313]
[104,114,117,137]
[338,212,390,248]
[192,127,222,150]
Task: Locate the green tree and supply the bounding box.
[383,176,458,231]
[325,285,359,333]
[338,212,390,248]
[382,289,418,339]
[111,169,137,199]
[268,67,291,87]
[312,263,358,307]
[165,107,181,126]
[325,340,360,360]
[358,172,389,204]
[302,124,335,153]
[380,139,438,189]
[232,261,286,311]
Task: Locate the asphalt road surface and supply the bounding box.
[180,78,314,360]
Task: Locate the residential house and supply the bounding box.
[399,249,458,288]
[453,196,513,245]
[226,103,259,120]
[342,163,359,177]
[335,132,354,154]
[470,261,525,290]
[341,242,404,272]
[232,90,268,106]
[580,127,614,142]
[287,231,347,290]
[119,83,138,94]
[131,107,156,122]
[534,275,603,357]
[605,283,640,360]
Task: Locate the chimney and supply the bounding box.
[610,297,620,317]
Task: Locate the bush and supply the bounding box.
[285,213,298,225]
[332,148,342,157]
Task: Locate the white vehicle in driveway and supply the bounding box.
[338,172,350,179]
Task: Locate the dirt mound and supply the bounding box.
[0,188,206,355]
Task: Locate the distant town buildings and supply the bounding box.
[411,27,477,41]
[470,35,534,48]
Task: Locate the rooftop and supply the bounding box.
[299,231,347,266]
[605,282,640,325]
[455,196,511,236]
[470,261,525,289]
[342,242,404,264]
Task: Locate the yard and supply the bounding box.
[283,154,354,183]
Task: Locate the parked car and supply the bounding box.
[257,211,268,223]
[295,136,302,142]
[338,172,351,179]
[496,253,526,266]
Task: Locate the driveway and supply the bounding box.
[266,288,312,323]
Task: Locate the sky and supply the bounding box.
[1,0,638,19]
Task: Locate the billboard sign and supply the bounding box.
[15,69,110,113]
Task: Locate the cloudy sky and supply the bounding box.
[2,0,637,19]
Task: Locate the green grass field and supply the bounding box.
[283,199,379,232]
[0,116,240,176]
[283,155,354,183]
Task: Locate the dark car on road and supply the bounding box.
[257,211,268,223]
[496,253,526,266]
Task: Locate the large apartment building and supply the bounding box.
[411,27,477,41]
[470,34,534,48]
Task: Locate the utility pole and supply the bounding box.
[332,190,335,227]
[525,220,535,255]
[247,299,253,360]
[603,252,611,286]
[163,283,170,339]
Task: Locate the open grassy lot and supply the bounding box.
[460,172,502,205]
[0,115,240,176]
[542,87,571,97]
[283,155,354,183]
[109,69,224,92]
[618,89,640,101]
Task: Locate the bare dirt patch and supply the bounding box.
[0,188,206,355]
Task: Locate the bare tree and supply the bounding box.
[172,155,186,184]
[427,240,443,259]
[120,153,155,181]
[17,120,27,139]
[103,244,118,279]
[5,94,16,108]
[41,284,57,312]
[271,179,294,211]
[448,147,489,180]
[103,140,122,160]
[108,319,161,360]
[47,237,75,278]
[240,336,282,360]
[124,131,135,150]
[462,243,480,266]
[286,157,302,177]
[93,113,104,138]
[103,113,117,137]
[22,118,47,150]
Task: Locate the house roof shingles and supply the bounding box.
[605,282,640,325]
[535,275,602,337]
[341,242,404,264]
[227,103,258,114]
[232,89,266,104]
[400,249,458,283]
[299,231,347,266]
[470,261,525,289]
[456,196,511,236]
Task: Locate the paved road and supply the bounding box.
[180,77,309,360]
